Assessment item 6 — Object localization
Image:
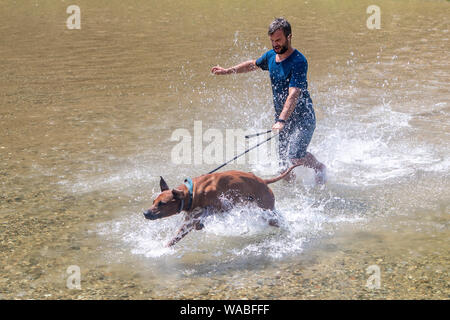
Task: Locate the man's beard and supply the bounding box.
[274,43,289,54]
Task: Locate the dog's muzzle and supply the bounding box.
[143,210,158,220]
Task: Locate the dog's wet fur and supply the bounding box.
[144,165,299,246]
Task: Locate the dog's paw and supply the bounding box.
[268,218,280,228]
[166,240,176,247]
[194,222,204,230]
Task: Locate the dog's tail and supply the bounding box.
[263,164,300,184]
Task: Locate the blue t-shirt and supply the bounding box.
[255,49,314,124]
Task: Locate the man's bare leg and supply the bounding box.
[284,152,327,184]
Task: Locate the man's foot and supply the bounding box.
[314,164,327,185]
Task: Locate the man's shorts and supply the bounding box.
[278,117,316,168]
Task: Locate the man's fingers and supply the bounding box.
[211,65,221,73]
[272,123,284,132]
[212,65,230,75]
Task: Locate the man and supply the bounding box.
[211,17,326,184]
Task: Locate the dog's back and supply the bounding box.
[192,170,275,211]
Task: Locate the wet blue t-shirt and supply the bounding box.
[255,49,315,125]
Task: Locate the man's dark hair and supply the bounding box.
[268,17,291,38]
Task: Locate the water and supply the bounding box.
[0,0,449,299]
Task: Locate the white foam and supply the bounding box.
[309,99,445,186]
[422,156,450,174]
[97,212,182,259]
[95,189,365,261]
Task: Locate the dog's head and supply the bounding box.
[143,176,186,220]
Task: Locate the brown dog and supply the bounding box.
[143,164,299,247]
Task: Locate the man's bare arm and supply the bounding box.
[211,60,258,75]
[272,87,302,131]
[278,87,302,121]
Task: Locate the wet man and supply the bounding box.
[211,18,327,184]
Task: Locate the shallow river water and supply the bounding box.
[0,0,449,299]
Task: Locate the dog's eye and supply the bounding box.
[158,201,166,207]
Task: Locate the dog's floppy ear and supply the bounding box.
[160,176,169,191]
[172,188,184,200]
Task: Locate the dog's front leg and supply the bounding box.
[166,208,210,247]
[166,220,195,247]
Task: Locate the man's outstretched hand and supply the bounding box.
[211,65,231,75]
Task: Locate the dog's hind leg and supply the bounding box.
[262,209,281,228]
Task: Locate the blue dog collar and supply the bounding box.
[183,178,194,211]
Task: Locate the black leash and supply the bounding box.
[208,131,279,174]
[244,130,272,139]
